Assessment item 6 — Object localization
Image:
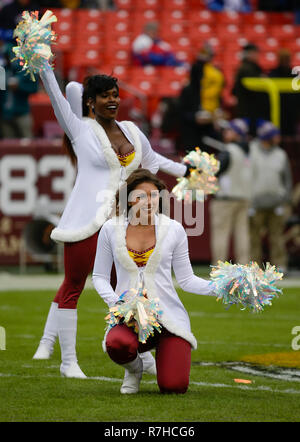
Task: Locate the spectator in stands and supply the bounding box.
[0,41,38,138]
[249,120,292,273]
[177,44,225,151]
[210,118,251,265]
[131,21,183,67]
[205,0,252,11]
[0,0,40,33]
[232,43,269,136]
[268,49,300,137]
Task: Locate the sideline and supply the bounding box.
[0,272,299,291]
[0,371,300,395]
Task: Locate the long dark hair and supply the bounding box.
[115,168,168,217]
[62,74,119,166]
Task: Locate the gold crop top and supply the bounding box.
[117,149,135,166]
[127,245,155,267]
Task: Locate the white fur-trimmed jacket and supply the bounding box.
[40,67,160,243]
[40,69,186,243]
[92,214,216,350]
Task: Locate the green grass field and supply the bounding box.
[0,283,300,422]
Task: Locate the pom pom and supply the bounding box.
[105,286,163,343]
[210,261,283,313]
[12,10,57,81]
[172,147,220,202]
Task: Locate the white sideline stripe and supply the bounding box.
[0,273,300,291]
[0,372,300,395]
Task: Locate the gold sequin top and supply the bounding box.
[127,245,155,267]
[117,149,135,166]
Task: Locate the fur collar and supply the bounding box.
[51,120,144,243]
[114,214,171,294]
[110,214,198,350]
[85,118,142,180]
[85,118,143,230]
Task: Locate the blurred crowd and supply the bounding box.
[0,0,300,271]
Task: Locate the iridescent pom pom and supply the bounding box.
[12,10,57,80]
[210,261,283,313]
[172,147,220,202]
[105,287,163,343]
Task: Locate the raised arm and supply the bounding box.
[40,65,82,142]
[92,224,119,307]
[172,223,215,296]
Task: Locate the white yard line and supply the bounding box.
[0,371,300,395]
[0,273,299,292]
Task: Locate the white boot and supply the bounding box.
[33,302,58,360]
[120,355,143,394]
[139,351,156,375]
[58,308,86,379]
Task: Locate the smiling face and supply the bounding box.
[91,86,120,121]
[128,182,160,225]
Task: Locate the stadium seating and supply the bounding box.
[43,5,299,119]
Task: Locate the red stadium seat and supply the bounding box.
[268,12,294,24]
[205,36,222,52]
[189,10,215,24]
[287,37,300,52]
[135,0,160,9]
[244,11,268,24]
[161,9,186,23]
[109,34,131,49]
[259,51,277,71]
[68,49,103,67]
[188,0,207,9]
[76,9,103,22]
[52,19,73,35]
[216,11,242,25]
[291,52,300,68]
[75,19,102,34]
[133,9,160,22]
[130,66,159,82]
[156,78,184,97]
[55,33,73,52]
[104,48,131,66]
[51,8,74,21]
[114,0,134,9]
[104,19,131,37]
[258,37,280,52]
[160,65,189,81]
[223,51,242,70]
[270,24,296,40]
[244,24,267,40]
[158,66,189,96]
[73,34,103,52]
[216,24,242,41]
[160,22,187,40]
[129,77,158,95]
[52,9,74,52]
[97,64,129,82]
[104,10,130,26]
[174,48,193,63]
[165,35,191,51]
[162,0,188,9]
[189,24,215,42]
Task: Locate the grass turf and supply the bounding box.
[0,285,300,422]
